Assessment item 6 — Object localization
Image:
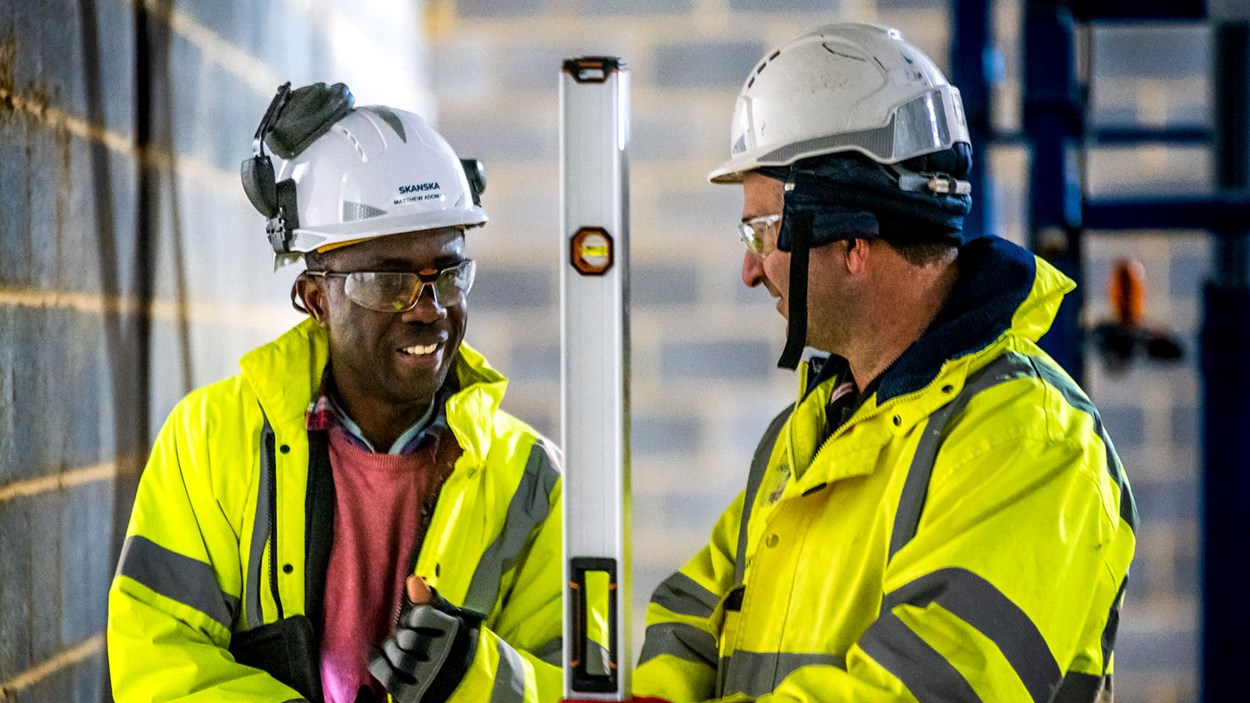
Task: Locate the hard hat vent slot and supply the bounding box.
[364,106,408,143]
[822,44,867,62]
[335,125,368,162]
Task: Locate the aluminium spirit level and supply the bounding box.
[560,56,631,703]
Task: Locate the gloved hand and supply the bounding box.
[368,576,484,703]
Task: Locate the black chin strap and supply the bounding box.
[778,210,812,370]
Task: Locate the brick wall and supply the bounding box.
[429,1,1202,701]
[0,1,428,700]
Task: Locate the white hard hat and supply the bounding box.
[275,106,488,253]
[708,23,971,184]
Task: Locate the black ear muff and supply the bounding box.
[242,82,293,251]
[460,158,485,206]
[241,154,278,217]
[242,81,355,254]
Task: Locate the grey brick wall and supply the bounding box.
[0,1,428,699]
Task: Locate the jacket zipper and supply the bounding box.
[392,475,448,629]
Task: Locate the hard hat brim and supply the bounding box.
[287,206,488,254]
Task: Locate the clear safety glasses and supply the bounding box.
[306,259,476,312]
[739,214,782,254]
[758,85,970,166]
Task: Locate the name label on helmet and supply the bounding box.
[398,182,441,194]
[394,182,444,206]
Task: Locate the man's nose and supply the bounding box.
[400,285,447,323]
[742,250,765,289]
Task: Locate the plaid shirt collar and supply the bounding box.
[306,368,453,455]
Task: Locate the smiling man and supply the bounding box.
[108,84,563,703]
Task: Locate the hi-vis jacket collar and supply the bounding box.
[238,318,508,466]
[790,236,1076,488]
[804,235,1073,404]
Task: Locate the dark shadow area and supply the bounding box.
[144,1,195,392]
[77,0,144,698]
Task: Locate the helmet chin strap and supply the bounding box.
[777,210,813,370]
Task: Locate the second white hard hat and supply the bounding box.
[708,23,971,184]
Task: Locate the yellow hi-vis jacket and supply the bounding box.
[108,319,564,702]
[634,237,1137,702]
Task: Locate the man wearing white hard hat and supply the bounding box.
[108,83,563,703]
[634,25,1137,702]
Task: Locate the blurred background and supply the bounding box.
[0,0,1238,700]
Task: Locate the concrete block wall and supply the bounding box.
[429,1,1203,701]
[0,1,429,700]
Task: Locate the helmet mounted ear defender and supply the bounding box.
[241,82,489,259]
[242,82,354,254]
[708,24,974,369]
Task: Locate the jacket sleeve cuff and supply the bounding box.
[446,627,558,703]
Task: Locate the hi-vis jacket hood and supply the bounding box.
[109,319,564,703]
[636,237,1137,703]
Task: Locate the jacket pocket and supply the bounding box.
[229,615,323,702]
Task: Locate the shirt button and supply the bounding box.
[765,534,780,548]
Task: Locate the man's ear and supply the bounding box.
[294,274,330,326]
[844,237,871,275]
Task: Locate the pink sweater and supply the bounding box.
[318,424,456,703]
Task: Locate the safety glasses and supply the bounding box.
[305,259,476,312]
[738,214,782,254]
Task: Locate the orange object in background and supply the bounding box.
[1110,259,1147,325]
[1092,257,1183,372]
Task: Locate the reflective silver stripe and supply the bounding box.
[637,622,717,667]
[463,441,560,614]
[883,567,1060,702]
[859,611,982,702]
[651,572,719,618]
[719,651,844,697]
[889,354,1034,561]
[246,417,275,628]
[585,641,612,677]
[1029,359,1139,531]
[533,636,563,666]
[736,406,793,585]
[117,535,237,629]
[491,637,527,703]
[1052,672,1107,703]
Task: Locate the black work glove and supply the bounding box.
[368,588,484,703]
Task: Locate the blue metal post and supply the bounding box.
[1024,2,1085,381]
[951,0,994,238]
[1201,19,1250,701]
